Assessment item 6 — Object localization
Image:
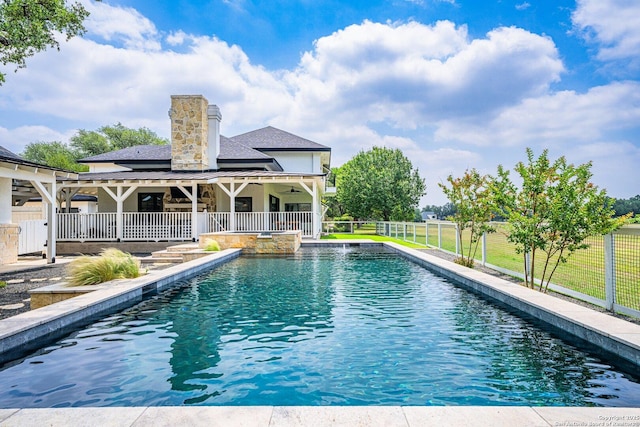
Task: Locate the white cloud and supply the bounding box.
[83,1,162,51]
[435,81,640,148]
[1,4,637,205]
[291,21,563,128]
[515,2,531,11]
[572,0,640,62]
[0,126,75,156]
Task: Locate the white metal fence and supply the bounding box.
[375,221,640,318]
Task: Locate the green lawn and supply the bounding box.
[321,233,428,249]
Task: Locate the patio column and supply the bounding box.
[0,177,11,224]
[32,179,56,263]
[191,183,198,241]
[102,185,136,242]
[214,180,249,233]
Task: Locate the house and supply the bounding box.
[422,211,437,221]
[56,95,332,246]
[0,146,77,265]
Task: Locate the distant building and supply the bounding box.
[422,211,437,220]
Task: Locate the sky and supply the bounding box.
[0,0,639,206]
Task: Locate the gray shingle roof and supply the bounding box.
[80,137,273,163]
[80,145,171,162]
[0,146,23,161]
[229,126,330,151]
[77,126,329,166]
[71,170,323,182]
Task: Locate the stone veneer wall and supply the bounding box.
[0,223,19,265]
[199,231,302,254]
[170,95,209,171]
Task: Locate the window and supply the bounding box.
[285,203,311,212]
[138,193,164,212]
[269,195,280,212]
[235,197,252,212]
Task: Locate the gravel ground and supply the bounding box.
[0,257,175,320]
[0,262,71,320]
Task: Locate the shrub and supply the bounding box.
[0,280,6,289]
[67,248,142,286]
[203,239,221,251]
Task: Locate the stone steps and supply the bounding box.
[142,243,209,264]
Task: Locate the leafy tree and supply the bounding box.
[611,195,640,218]
[0,0,91,84]
[336,147,426,221]
[323,166,346,219]
[21,123,168,170]
[21,140,87,172]
[492,148,626,292]
[72,123,168,158]
[439,168,495,267]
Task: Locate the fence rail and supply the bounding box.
[375,221,640,318]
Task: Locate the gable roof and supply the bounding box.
[80,144,171,163]
[79,136,275,164]
[229,126,331,152]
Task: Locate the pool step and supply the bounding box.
[142,243,209,264]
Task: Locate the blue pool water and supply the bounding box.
[1,246,639,407]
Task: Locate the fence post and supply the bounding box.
[438,223,442,249]
[604,233,616,312]
[455,224,460,255]
[425,222,429,246]
[481,232,487,266]
[413,224,416,243]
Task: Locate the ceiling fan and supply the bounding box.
[279,186,302,194]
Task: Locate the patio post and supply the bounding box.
[191,183,198,241]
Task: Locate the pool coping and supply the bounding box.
[0,240,638,425]
[380,242,640,369]
[0,248,242,365]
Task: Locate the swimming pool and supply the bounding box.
[1,246,639,407]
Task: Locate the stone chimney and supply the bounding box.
[207,104,222,170]
[169,95,209,171]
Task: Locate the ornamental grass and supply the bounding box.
[67,248,142,286]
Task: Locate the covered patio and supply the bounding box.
[56,171,326,242]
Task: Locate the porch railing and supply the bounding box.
[58,213,117,241]
[57,211,314,241]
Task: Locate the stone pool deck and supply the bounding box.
[0,240,638,425]
[1,406,640,426]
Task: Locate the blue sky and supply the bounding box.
[0,0,639,205]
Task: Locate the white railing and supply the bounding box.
[57,211,314,241]
[123,212,192,241]
[197,212,313,236]
[57,213,117,241]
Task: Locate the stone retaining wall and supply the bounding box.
[199,231,301,254]
[0,223,19,265]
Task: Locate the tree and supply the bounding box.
[21,123,168,170]
[0,0,90,84]
[71,123,169,158]
[336,147,425,221]
[322,166,346,219]
[21,140,87,172]
[492,148,626,292]
[611,195,640,218]
[439,168,496,267]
